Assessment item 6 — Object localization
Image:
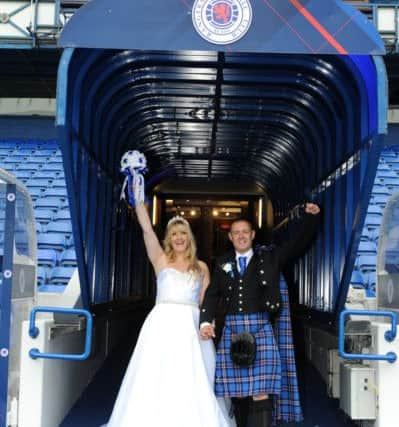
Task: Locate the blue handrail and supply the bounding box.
[28,306,93,361]
[339,309,397,363]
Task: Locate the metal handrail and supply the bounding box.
[28,306,93,361]
[339,309,397,363]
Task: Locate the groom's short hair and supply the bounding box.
[230,218,254,230]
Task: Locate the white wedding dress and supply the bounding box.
[103,267,236,427]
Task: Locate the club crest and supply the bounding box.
[192,0,252,45]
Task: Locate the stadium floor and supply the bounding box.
[61,338,356,427]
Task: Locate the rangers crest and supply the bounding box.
[192,0,252,45]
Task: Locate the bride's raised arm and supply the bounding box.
[135,201,164,268]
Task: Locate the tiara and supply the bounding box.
[167,215,190,228]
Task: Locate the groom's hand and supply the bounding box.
[200,324,215,340]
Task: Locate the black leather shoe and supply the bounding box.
[247,399,273,427]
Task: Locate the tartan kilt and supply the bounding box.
[215,312,282,397]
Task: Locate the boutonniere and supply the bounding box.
[221,262,235,278]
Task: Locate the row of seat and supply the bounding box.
[38,248,77,268]
[37,266,75,286]
[349,149,399,296]
[0,139,76,289]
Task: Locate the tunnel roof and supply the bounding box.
[59,0,384,55]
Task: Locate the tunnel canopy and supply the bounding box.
[56,0,387,316]
[59,0,384,55]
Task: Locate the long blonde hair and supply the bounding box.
[163,218,201,274]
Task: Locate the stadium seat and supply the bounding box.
[28,187,44,201]
[35,209,54,224]
[364,216,382,230]
[358,241,377,256]
[13,170,33,182]
[52,178,66,188]
[26,178,52,190]
[42,188,68,200]
[0,142,17,150]
[54,210,71,221]
[59,249,77,267]
[37,233,66,251]
[49,267,75,285]
[46,221,73,236]
[33,171,59,180]
[372,195,388,208]
[41,163,63,173]
[360,227,372,242]
[66,234,74,248]
[37,266,48,286]
[38,284,67,293]
[34,197,63,211]
[376,170,398,180]
[366,205,383,218]
[356,255,376,274]
[37,249,58,268]
[350,271,365,288]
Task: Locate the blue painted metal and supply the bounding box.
[28,307,93,361]
[58,0,384,55]
[0,185,16,427]
[339,309,397,363]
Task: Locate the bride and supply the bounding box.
[103,196,235,427]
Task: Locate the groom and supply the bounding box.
[200,203,320,427]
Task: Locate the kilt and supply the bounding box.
[215,312,282,398]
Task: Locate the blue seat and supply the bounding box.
[35,209,54,224]
[38,284,67,293]
[66,234,74,248]
[41,163,63,173]
[49,267,75,285]
[42,188,68,200]
[350,271,365,288]
[37,249,58,268]
[34,197,63,211]
[358,241,377,256]
[381,178,399,189]
[40,141,59,150]
[0,142,17,149]
[52,178,66,188]
[54,209,71,221]
[33,171,59,180]
[46,221,73,236]
[377,163,391,171]
[37,233,66,251]
[376,170,398,180]
[360,227,372,242]
[356,255,376,274]
[26,178,52,190]
[59,249,77,267]
[37,266,48,286]
[366,205,383,218]
[372,195,388,208]
[364,216,382,230]
[28,187,44,201]
[18,141,40,150]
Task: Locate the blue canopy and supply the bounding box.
[59,0,385,55]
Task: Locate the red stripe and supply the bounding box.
[290,0,348,55]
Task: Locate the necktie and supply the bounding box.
[238,256,247,276]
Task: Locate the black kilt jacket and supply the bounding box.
[200,212,320,324]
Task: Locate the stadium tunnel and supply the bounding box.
[56,0,387,322]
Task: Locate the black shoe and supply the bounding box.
[247,399,273,427]
[232,397,250,427]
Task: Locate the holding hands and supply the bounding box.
[305,203,320,215]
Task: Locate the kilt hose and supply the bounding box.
[215,279,303,424]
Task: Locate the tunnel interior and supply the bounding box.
[56,47,384,317]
